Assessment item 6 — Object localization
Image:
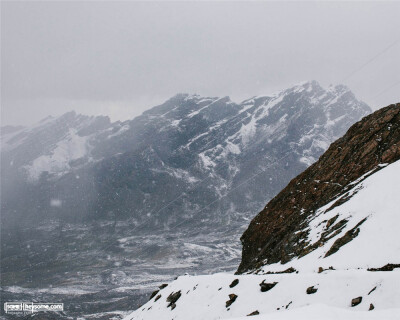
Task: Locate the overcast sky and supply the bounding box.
[2,1,400,126]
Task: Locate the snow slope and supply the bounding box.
[124,271,400,320]
[256,160,400,274]
[123,160,400,320]
[229,305,400,320]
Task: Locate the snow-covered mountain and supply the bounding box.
[1,81,370,228]
[123,103,400,320]
[1,81,372,319]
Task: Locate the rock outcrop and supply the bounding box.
[238,103,400,273]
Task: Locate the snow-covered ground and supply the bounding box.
[123,160,400,320]
[229,304,400,320]
[124,270,400,320]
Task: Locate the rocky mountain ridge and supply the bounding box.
[1,81,370,230]
[238,103,400,273]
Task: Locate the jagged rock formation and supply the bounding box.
[1,81,370,230]
[238,103,400,273]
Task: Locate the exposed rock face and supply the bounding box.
[238,103,400,273]
[324,217,366,257]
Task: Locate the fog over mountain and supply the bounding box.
[1,81,371,228]
[2,1,399,126]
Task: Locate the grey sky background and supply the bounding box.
[1,1,400,126]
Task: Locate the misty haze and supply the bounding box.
[1,1,399,320]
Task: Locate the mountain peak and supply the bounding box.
[289,80,323,92]
[332,83,350,92]
[287,80,353,96]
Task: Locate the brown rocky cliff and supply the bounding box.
[237,103,400,274]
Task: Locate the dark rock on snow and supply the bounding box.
[368,287,377,295]
[369,303,375,310]
[351,296,362,307]
[166,291,181,309]
[229,279,239,288]
[265,267,297,274]
[247,310,260,316]
[259,280,278,292]
[226,294,238,308]
[306,286,318,294]
[368,263,400,272]
[149,290,159,301]
[318,266,335,273]
[324,218,367,257]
